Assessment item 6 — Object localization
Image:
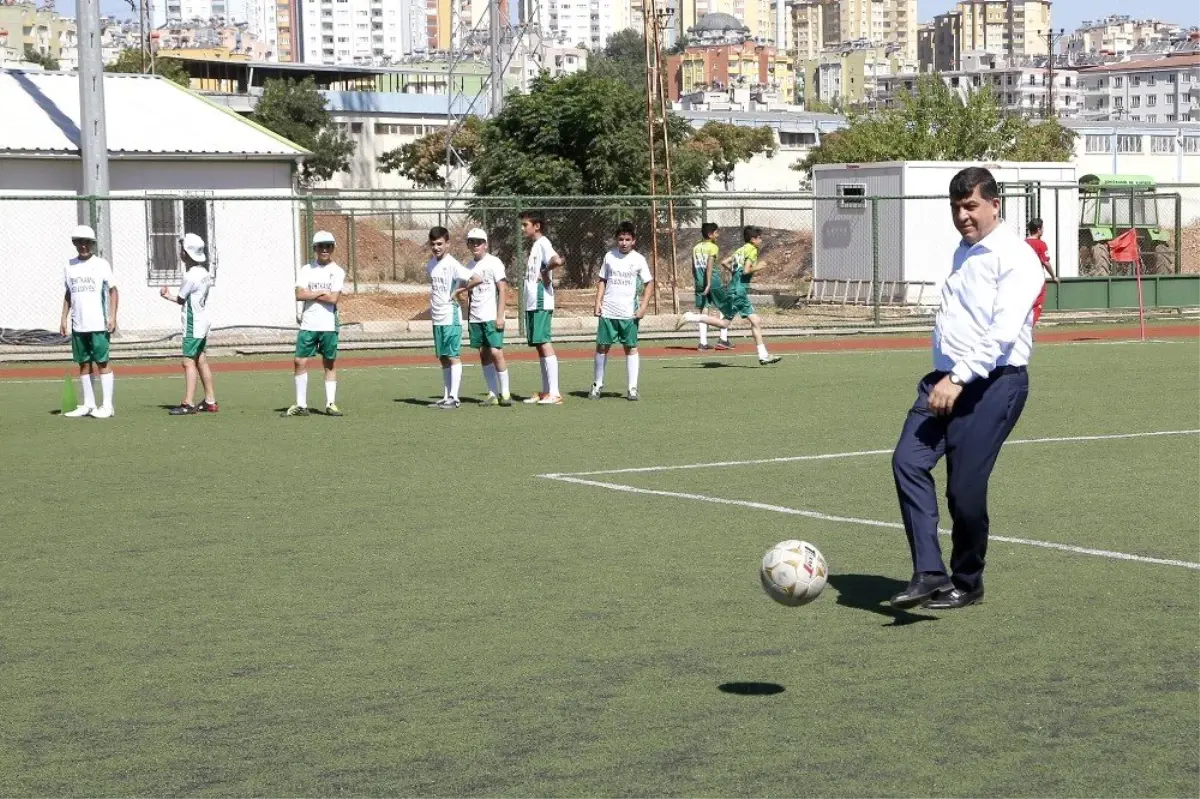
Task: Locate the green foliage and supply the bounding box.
[377,116,484,189]
[105,48,190,86]
[686,122,777,189]
[252,77,355,186]
[23,46,59,71]
[586,29,648,94]
[797,74,1077,173]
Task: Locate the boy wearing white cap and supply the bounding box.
[59,225,119,418]
[465,228,512,407]
[159,233,218,415]
[286,230,346,417]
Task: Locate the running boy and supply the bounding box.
[427,226,480,410]
[159,232,218,415]
[589,221,653,401]
[520,210,565,405]
[1025,218,1059,324]
[465,227,512,407]
[60,225,119,418]
[679,225,781,365]
[692,222,731,351]
[286,230,345,417]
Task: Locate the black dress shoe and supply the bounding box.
[924,587,984,609]
[889,573,951,609]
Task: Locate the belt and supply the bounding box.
[993,365,1027,376]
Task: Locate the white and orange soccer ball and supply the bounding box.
[759,540,828,606]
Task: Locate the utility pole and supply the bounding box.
[1041,27,1064,119]
[489,0,504,115]
[651,5,679,313]
[77,0,112,257]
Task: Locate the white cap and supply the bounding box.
[181,232,207,263]
[466,228,488,242]
[312,230,336,247]
[70,225,96,241]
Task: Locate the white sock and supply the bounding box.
[80,374,96,408]
[719,326,730,343]
[325,380,336,406]
[757,344,769,360]
[539,357,549,394]
[100,371,114,408]
[682,311,701,324]
[497,369,510,397]
[593,353,606,387]
[295,373,308,407]
[450,362,463,400]
[482,363,498,395]
[627,352,640,390]
[699,323,708,346]
[545,355,560,397]
[441,367,450,400]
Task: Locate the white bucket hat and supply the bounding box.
[70,224,96,241]
[312,230,336,247]
[181,232,207,263]
[466,228,488,242]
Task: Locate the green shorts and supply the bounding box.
[597,317,639,348]
[296,330,339,360]
[694,279,727,311]
[722,293,755,320]
[434,324,462,358]
[469,321,504,350]
[525,310,553,346]
[182,336,207,358]
[71,331,110,364]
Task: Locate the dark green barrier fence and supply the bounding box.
[1044,275,1200,311]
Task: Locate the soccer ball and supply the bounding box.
[760,540,828,606]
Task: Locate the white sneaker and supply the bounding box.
[63,405,94,418]
[91,406,114,419]
[588,383,602,400]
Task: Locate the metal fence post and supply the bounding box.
[700,196,708,224]
[348,209,358,293]
[390,210,398,282]
[871,197,881,327]
[303,194,314,258]
[739,206,745,232]
[1175,193,1182,275]
[1053,186,1060,276]
[514,198,525,338]
[87,197,101,256]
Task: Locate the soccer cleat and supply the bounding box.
[626,388,639,401]
[63,405,95,418]
[436,398,461,410]
[91,406,114,419]
[479,394,499,407]
[537,394,564,405]
[284,405,310,417]
[715,341,735,350]
[169,403,197,416]
[197,400,219,413]
[324,403,344,417]
[498,394,513,407]
[588,383,602,400]
[523,393,547,404]
[759,356,782,365]
[697,344,712,351]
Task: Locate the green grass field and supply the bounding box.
[1,336,1197,797]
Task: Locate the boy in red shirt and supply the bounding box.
[1025,218,1059,323]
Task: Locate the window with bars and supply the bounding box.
[145,196,215,286]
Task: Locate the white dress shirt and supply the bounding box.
[932,223,1045,383]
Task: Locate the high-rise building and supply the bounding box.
[1063,16,1181,61]
[787,0,917,62]
[290,0,425,65]
[925,1,1052,72]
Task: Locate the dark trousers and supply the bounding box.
[891,366,1029,592]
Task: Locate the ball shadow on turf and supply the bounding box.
[827,573,938,627]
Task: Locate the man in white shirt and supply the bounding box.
[426,226,480,410]
[59,225,119,418]
[588,221,654,401]
[286,230,346,417]
[159,233,218,415]
[889,167,1044,611]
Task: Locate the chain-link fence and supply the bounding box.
[2,186,1197,349]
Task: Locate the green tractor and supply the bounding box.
[1078,174,1175,276]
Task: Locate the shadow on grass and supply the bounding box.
[661,361,756,370]
[394,397,484,407]
[717,682,785,696]
[566,390,625,400]
[828,573,938,627]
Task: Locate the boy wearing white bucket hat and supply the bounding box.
[159,233,218,415]
[464,227,512,406]
[286,230,346,417]
[59,224,119,418]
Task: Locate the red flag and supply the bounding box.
[1108,229,1140,263]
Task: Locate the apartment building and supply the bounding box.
[924,0,1052,72]
[0,2,75,65]
[788,0,916,62]
[798,38,915,108]
[877,55,1083,118]
[1078,54,1200,123]
[1062,16,1180,61]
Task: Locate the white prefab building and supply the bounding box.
[812,161,1079,303]
[0,70,307,336]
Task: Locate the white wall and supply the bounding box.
[0,159,302,335]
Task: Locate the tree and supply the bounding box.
[796,74,1076,173]
[252,77,355,186]
[377,116,483,189]
[105,49,190,87]
[686,122,777,189]
[23,47,59,71]
[586,29,648,94]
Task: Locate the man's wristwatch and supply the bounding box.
[948,374,966,387]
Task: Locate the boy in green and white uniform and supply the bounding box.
[589,221,654,401]
[59,224,119,418]
[680,225,781,366]
[691,222,731,351]
[465,227,512,407]
[286,230,346,416]
[426,226,480,410]
[520,210,565,405]
[159,232,218,415]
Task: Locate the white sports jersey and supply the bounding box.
[178,265,213,339]
[64,256,117,333]
[296,261,345,332]
[467,253,507,323]
[524,236,559,312]
[427,255,474,326]
[599,249,653,320]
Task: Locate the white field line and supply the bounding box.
[541,429,1200,479]
[545,475,1200,571]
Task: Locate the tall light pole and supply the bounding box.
[1041,27,1065,118]
[78,0,111,257]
